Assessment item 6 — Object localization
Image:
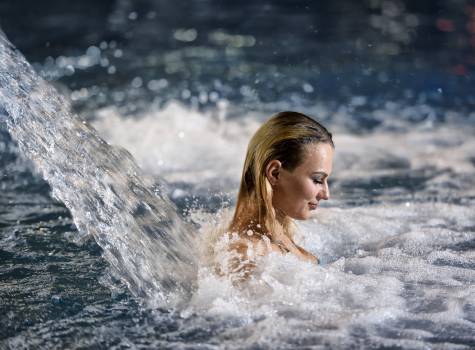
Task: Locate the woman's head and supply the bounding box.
[230,111,334,237]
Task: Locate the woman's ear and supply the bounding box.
[265,160,282,186]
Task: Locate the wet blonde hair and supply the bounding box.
[229,111,334,240]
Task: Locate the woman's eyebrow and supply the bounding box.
[312,171,328,178]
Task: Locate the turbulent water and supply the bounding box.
[1,1,475,349]
[0,32,198,309]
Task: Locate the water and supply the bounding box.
[1,1,475,349]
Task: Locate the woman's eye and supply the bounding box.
[312,179,323,184]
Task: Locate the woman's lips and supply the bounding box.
[309,202,318,210]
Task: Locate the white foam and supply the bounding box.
[92,102,475,204]
[89,101,475,347]
[182,199,475,347]
[92,101,261,190]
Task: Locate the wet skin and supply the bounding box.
[267,142,333,221]
[257,142,334,263]
[226,142,334,275]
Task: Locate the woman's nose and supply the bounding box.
[320,182,330,200]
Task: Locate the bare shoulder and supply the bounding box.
[213,235,257,283]
[227,235,267,257]
[227,233,319,265]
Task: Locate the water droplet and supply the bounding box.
[113,49,123,58]
[131,77,143,88]
[302,83,314,93]
[128,12,138,20]
[181,89,191,99]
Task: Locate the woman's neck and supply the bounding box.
[271,208,292,240]
[275,208,287,227]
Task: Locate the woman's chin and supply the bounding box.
[292,211,312,221]
[285,206,314,221]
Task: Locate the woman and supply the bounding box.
[214,111,334,283]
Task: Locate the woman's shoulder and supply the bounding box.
[212,233,263,284]
[227,232,269,257]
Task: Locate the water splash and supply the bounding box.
[0,31,197,308]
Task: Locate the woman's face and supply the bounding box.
[270,142,333,220]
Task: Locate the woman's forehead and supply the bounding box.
[300,143,333,172]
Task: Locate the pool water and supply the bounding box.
[1,1,475,349]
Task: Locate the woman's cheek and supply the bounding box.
[304,182,316,199]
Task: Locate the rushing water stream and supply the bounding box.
[1,1,475,349]
[0,31,198,310]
